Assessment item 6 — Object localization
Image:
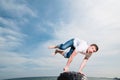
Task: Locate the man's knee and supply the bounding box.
[59,44,66,50]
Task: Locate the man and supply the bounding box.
[48,38,99,75]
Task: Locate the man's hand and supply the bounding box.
[63,66,69,72]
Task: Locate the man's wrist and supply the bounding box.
[78,69,83,73]
[65,64,70,67]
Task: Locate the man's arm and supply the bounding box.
[78,56,89,74]
[64,50,77,72]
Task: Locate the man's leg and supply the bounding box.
[58,39,74,50]
[49,39,74,56]
[49,39,74,49]
[64,46,75,58]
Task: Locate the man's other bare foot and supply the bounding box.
[48,45,57,49]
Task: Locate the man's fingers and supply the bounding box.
[63,67,69,72]
[78,72,85,76]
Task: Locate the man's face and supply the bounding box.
[87,46,96,53]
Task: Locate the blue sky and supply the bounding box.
[0,0,120,79]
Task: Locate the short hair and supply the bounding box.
[90,44,99,52]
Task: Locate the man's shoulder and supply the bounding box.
[74,38,88,47]
[80,40,88,48]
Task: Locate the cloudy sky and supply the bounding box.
[0,0,120,79]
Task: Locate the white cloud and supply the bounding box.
[0,52,29,79]
[44,0,120,77]
[0,17,19,30]
[87,0,120,25]
[0,50,66,79]
[0,51,29,65]
[0,27,27,50]
[0,0,37,18]
[51,0,120,55]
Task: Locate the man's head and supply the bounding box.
[87,44,99,53]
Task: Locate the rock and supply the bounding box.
[114,77,120,80]
[57,71,88,80]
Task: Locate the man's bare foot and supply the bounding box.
[52,49,65,56]
[52,49,58,56]
[48,45,57,49]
